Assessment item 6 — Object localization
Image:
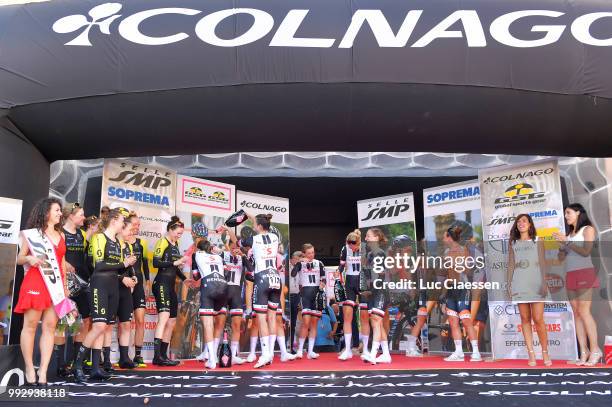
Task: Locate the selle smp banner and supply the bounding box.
[3,0,612,108]
[101,158,176,362]
[479,158,577,361]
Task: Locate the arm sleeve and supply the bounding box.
[290,262,301,277]
[191,253,201,281]
[91,234,124,273]
[175,266,187,281]
[319,262,326,282]
[244,255,254,282]
[338,246,346,273]
[141,239,151,281]
[152,238,174,269]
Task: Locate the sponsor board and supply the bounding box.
[358,193,415,228]
[53,3,612,50]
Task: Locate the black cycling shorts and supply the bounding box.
[300,286,321,317]
[343,275,361,308]
[117,281,134,323]
[253,269,281,314]
[73,290,91,319]
[153,280,178,318]
[89,273,118,324]
[446,289,471,319]
[369,288,389,317]
[199,276,228,316]
[226,285,243,317]
[131,271,146,310]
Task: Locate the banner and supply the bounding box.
[236,190,290,257]
[479,158,577,360]
[488,301,579,360]
[357,193,416,351]
[173,175,236,358]
[0,198,21,345]
[101,159,176,362]
[423,180,486,352]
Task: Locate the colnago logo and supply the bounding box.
[109,163,172,190]
[52,3,612,49]
[482,167,554,184]
[360,197,411,222]
[240,200,287,213]
[426,186,480,204]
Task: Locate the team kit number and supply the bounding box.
[267,273,281,289]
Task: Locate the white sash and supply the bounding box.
[22,229,74,318]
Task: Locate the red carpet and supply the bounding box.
[141,353,609,372]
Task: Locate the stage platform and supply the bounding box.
[16,354,608,407]
[142,352,605,372]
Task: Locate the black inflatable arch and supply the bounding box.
[1,0,612,210]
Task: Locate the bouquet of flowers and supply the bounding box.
[55,299,81,337]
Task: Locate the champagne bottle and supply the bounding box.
[218,329,232,368]
[224,210,248,228]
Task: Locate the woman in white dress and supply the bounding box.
[553,203,601,366]
[507,214,551,366]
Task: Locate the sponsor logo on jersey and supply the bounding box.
[53,4,612,49]
[426,186,480,204]
[108,186,170,207]
[493,183,546,208]
[109,163,172,190]
[240,200,287,213]
[482,167,554,184]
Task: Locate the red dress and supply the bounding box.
[14,234,66,313]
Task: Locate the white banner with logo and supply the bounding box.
[0,198,22,344]
[236,190,290,262]
[101,159,176,362]
[479,158,577,360]
[171,176,236,358]
[489,301,578,360]
[357,193,416,351]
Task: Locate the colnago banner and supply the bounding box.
[479,158,577,360]
[101,159,176,362]
[358,193,416,351]
[173,175,236,358]
[0,197,22,344]
[236,190,290,258]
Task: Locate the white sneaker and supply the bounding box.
[205,359,216,370]
[246,353,257,363]
[376,353,392,364]
[470,353,482,362]
[444,352,465,362]
[307,352,319,360]
[338,351,353,361]
[233,355,245,365]
[362,352,377,365]
[295,350,304,359]
[254,355,271,369]
[280,353,297,362]
[406,348,423,357]
[196,350,208,361]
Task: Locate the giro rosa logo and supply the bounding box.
[52,3,122,46]
[51,4,612,48]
